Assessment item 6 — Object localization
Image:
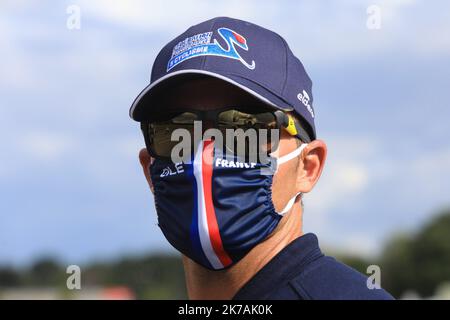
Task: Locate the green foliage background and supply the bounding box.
[1,210,449,299]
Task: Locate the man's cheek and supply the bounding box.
[272,165,297,209]
[271,173,285,211]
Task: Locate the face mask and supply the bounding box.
[150,140,308,270]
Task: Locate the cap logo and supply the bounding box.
[297,90,315,118]
[167,27,256,72]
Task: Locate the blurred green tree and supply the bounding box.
[379,233,415,297]
[83,254,187,299]
[411,210,450,297]
[381,209,450,298]
[0,266,21,287]
[27,257,64,287]
[1,209,449,300]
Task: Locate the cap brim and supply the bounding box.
[129,69,293,121]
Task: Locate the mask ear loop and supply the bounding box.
[272,143,308,215]
[279,192,302,215]
[271,142,308,171]
[276,143,308,165]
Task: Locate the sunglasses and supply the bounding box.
[140,106,311,160]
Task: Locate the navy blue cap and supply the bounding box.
[130,16,316,140]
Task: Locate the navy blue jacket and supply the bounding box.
[232,233,394,300]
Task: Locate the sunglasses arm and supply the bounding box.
[274,111,311,143]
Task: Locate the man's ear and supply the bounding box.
[296,139,327,193]
[139,148,154,193]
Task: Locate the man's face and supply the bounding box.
[140,77,305,212]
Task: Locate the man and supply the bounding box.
[130,17,393,300]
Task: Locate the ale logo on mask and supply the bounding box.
[160,163,184,178]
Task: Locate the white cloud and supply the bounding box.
[19,131,76,162]
[334,232,380,258]
[305,135,450,219]
[305,135,377,214]
[79,0,268,33]
[115,136,144,158]
[78,0,440,66]
[2,0,448,95]
[405,148,450,198]
[302,136,375,244]
[304,131,450,254]
[0,19,37,90]
[411,149,450,176]
[308,161,369,213]
[377,0,418,21]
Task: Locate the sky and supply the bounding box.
[1,0,449,266]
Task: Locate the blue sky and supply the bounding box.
[1,0,449,265]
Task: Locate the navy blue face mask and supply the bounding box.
[150,140,308,270]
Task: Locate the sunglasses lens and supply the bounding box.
[146,109,280,159]
[148,112,198,158]
[171,112,198,124]
[217,109,276,129]
[218,109,279,160]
